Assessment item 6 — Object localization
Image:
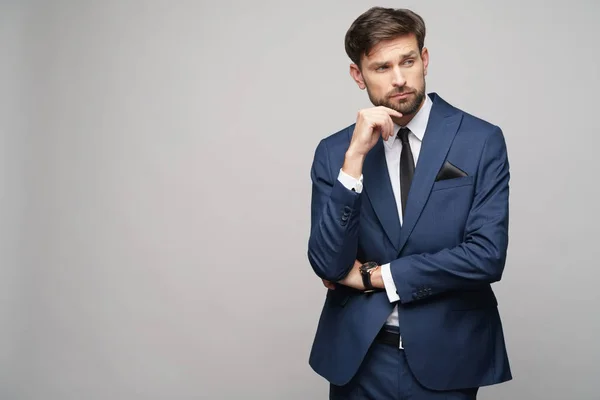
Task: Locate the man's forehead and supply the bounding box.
[366,38,419,61]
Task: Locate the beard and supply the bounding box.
[367,82,426,116]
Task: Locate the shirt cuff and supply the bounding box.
[381,263,400,302]
[337,169,363,193]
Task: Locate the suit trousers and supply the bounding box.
[329,329,479,400]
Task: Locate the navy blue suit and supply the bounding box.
[307,93,512,392]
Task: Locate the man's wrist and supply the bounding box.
[370,267,384,289]
[342,149,366,180]
[359,262,385,292]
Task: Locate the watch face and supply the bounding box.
[361,262,377,272]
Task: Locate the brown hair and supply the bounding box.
[344,7,426,68]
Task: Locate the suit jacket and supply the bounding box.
[307,93,512,391]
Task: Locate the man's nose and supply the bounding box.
[392,67,406,87]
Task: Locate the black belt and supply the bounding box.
[375,327,400,347]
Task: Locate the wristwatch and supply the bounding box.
[359,261,379,293]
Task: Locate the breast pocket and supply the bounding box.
[431,175,474,191]
[417,175,475,247]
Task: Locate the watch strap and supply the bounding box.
[360,261,378,292]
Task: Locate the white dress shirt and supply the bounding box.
[337,94,433,348]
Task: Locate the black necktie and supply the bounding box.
[398,127,415,218]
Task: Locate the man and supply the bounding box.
[307,7,512,399]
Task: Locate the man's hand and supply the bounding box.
[321,279,337,290]
[321,260,363,290]
[321,260,385,291]
[342,107,403,179]
[338,259,366,290]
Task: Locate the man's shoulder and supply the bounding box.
[459,109,501,133]
[323,123,355,144]
[441,99,508,157]
[312,123,355,155]
[433,94,504,148]
[434,93,501,133]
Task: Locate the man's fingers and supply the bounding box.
[380,126,387,141]
[380,106,403,118]
[372,109,400,140]
[358,107,402,141]
[380,115,394,141]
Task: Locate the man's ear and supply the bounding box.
[421,47,429,77]
[349,63,366,90]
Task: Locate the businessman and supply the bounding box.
[307,7,512,399]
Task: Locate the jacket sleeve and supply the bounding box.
[307,139,362,282]
[390,126,510,303]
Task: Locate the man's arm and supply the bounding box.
[307,107,401,282]
[307,139,363,282]
[388,126,510,303]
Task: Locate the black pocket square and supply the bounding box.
[435,160,468,181]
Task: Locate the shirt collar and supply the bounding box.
[383,93,433,149]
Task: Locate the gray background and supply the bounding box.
[1,0,599,399]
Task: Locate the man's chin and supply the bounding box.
[385,103,418,116]
[382,97,409,111]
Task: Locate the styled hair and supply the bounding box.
[344,7,426,68]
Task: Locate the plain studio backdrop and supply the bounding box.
[1,0,599,399]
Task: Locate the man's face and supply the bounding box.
[350,34,429,117]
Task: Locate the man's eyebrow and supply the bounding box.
[368,51,419,68]
[369,61,389,68]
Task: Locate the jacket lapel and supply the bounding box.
[396,94,463,254]
[362,138,401,252]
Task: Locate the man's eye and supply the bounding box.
[403,59,414,66]
[376,66,388,71]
